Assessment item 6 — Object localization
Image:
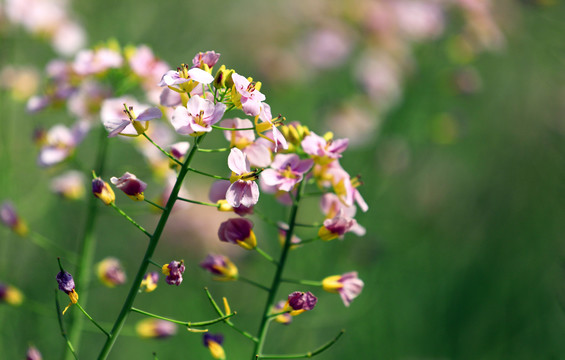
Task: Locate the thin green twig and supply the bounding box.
[75,303,110,337]
[142,133,183,166]
[55,290,79,360]
[177,197,219,207]
[144,199,165,211]
[131,307,235,327]
[110,203,152,238]
[238,275,270,292]
[255,247,278,265]
[256,330,345,359]
[187,167,230,180]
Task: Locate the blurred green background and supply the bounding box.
[2,0,565,359]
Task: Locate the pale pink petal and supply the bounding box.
[171,106,192,135]
[244,143,271,168]
[136,107,162,121]
[187,68,213,84]
[107,120,131,137]
[228,148,250,175]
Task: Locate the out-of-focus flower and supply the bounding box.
[92,177,115,206]
[299,25,353,69]
[50,170,85,200]
[226,148,260,208]
[318,210,363,241]
[231,72,265,116]
[171,95,226,136]
[0,283,24,306]
[72,47,123,76]
[101,98,162,138]
[169,141,190,163]
[140,272,159,292]
[326,164,368,212]
[37,121,90,167]
[162,260,185,286]
[278,121,310,151]
[302,131,348,165]
[200,254,238,281]
[56,270,78,314]
[26,345,42,360]
[67,81,111,122]
[261,154,313,192]
[277,222,301,249]
[0,201,28,236]
[203,333,226,360]
[218,218,256,250]
[287,291,317,315]
[257,103,288,152]
[0,65,40,101]
[110,172,147,201]
[96,257,126,287]
[272,300,292,325]
[322,271,364,307]
[220,118,272,167]
[136,318,177,338]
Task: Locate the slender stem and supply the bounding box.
[144,199,165,211]
[66,126,109,360]
[187,167,230,180]
[296,237,319,245]
[253,209,279,227]
[130,307,235,327]
[205,288,258,343]
[255,247,278,265]
[28,231,76,262]
[110,203,152,238]
[177,197,219,207]
[256,330,345,359]
[55,290,79,360]
[148,259,162,268]
[142,133,182,166]
[281,279,323,287]
[75,302,110,337]
[198,147,230,153]
[253,180,305,358]
[97,135,206,359]
[238,275,270,292]
[294,222,321,228]
[211,125,254,131]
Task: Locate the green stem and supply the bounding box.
[238,275,270,292]
[130,307,235,327]
[76,302,110,337]
[65,126,109,360]
[142,133,182,166]
[148,259,162,268]
[110,203,152,238]
[144,199,165,211]
[294,222,321,228]
[281,279,323,287]
[211,125,255,131]
[187,167,230,180]
[97,135,206,359]
[297,237,319,245]
[55,290,79,360]
[253,180,305,358]
[198,147,230,153]
[255,247,278,265]
[253,209,279,227]
[256,330,344,359]
[177,197,219,207]
[205,288,258,343]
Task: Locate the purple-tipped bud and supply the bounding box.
[288,291,317,311]
[200,254,238,280]
[218,218,256,250]
[56,271,75,294]
[0,201,28,236]
[162,260,185,286]
[140,272,159,292]
[96,257,126,287]
[203,333,226,359]
[110,172,147,201]
[26,346,42,360]
[92,177,115,205]
[136,318,177,338]
[0,283,23,305]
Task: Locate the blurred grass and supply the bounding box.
[1,1,565,359]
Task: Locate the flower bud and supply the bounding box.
[318,210,358,241]
[26,346,42,360]
[92,177,115,205]
[203,333,226,360]
[200,254,238,281]
[218,218,256,250]
[162,260,185,286]
[0,201,28,237]
[0,283,24,306]
[136,318,177,338]
[287,291,317,315]
[272,300,292,325]
[322,272,364,307]
[56,270,78,314]
[96,257,126,287]
[213,65,234,89]
[140,272,159,292]
[110,172,147,201]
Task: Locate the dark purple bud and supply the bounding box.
[288,291,317,311]
[56,271,75,294]
[203,332,224,347]
[0,283,7,300]
[164,260,185,286]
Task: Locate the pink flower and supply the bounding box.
[37,121,90,167]
[110,172,147,201]
[226,148,259,208]
[261,154,313,192]
[101,97,161,137]
[218,218,257,250]
[326,164,368,212]
[257,103,288,152]
[322,272,364,307]
[158,64,213,92]
[209,180,254,216]
[72,48,123,76]
[192,51,221,69]
[220,118,272,167]
[301,132,348,164]
[231,72,266,116]
[318,210,364,241]
[171,95,226,135]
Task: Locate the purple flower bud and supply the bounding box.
[0,201,28,236]
[136,318,177,338]
[288,291,317,311]
[203,333,226,359]
[218,218,256,250]
[26,346,42,360]
[200,254,238,280]
[56,271,75,294]
[140,272,159,292]
[92,177,115,205]
[97,257,126,287]
[110,172,147,201]
[203,332,224,347]
[162,260,185,286]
